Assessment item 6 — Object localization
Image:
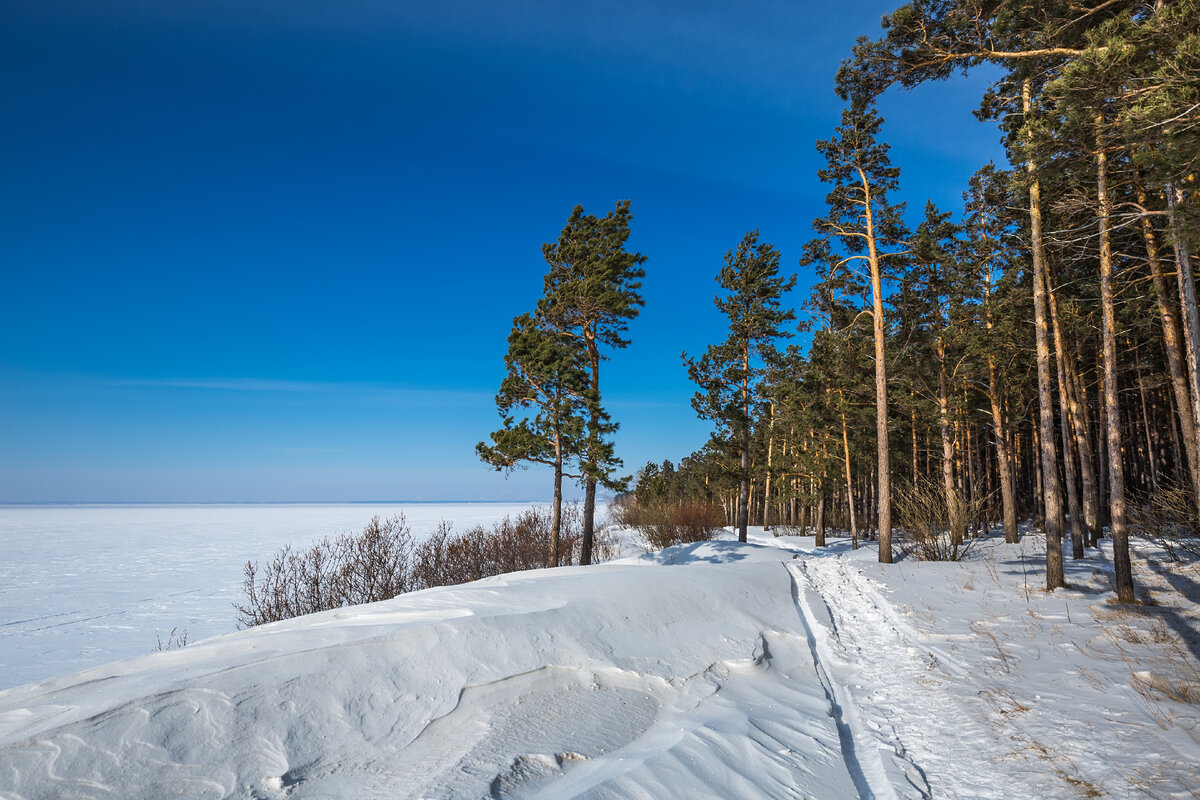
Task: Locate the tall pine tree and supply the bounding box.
[685,230,797,543]
[538,201,647,565]
[478,313,586,566]
[805,103,908,563]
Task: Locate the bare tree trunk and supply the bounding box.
[983,276,1019,543]
[815,475,827,547]
[1167,180,1200,485]
[859,166,892,563]
[580,342,601,566]
[1048,277,1085,559]
[987,366,1019,543]
[1097,366,1110,533]
[737,359,750,543]
[738,425,750,543]
[1138,174,1200,503]
[1064,352,1100,546]
[764,401,775,531]
[937,332,963,545]
[1097,116,1134,603]
[1025,79,1065,590]
[551,442,563,567]
[1135,356,1159,490]
[840,401,859,550]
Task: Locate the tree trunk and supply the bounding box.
[1047,276,1085,559]
[1097,116,1134,603]
[1135,356,1159,490]
[551,445,563,567]
[982,267,1019,543]
[937,333,962,546]
[1167,180,1200,489]
[764,401,775,531]
[738,425,750,543]
[580,337,601,566]
[1138,174,1200,504]
[840,401,859,549]
[1024,78,1065,590]
[859,166,892,563]
[815,476,827,547]
[1065,350,1100,546]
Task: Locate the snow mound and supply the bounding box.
[0,543,902,799]
[1,534,1198,799]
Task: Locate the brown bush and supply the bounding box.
[236,505,587,627]
[620,500,724,550]
[1129,481,1200,561]
[235,515,416,628]
[895,477,984,561]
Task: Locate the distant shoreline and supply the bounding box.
[0,500,557,508]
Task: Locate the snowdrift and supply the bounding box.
[1,535,1198,799]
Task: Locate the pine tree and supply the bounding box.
[685,230,797,543]
[961,163,1024,544]
[538,201,647,565]
[805,102,908,563]
[908,201,971,544]
[478,313,587,566]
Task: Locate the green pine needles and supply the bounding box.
[685,230,796,543]
[479,201,646,565]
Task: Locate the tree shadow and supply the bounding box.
[636,540,753,566]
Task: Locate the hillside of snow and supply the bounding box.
[1,531,1198,799]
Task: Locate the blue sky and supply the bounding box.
[0,1,1003,502]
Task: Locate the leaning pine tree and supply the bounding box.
[477,313,587,566]
[537,201,647,565]
[685,230,796,543]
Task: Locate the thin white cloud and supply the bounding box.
[107,378,332,392]
[102,377,490,405]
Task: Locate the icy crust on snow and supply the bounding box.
[0,542,896,800]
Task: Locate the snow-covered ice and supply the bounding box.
[0,503,542,690]
[1,525,1198,798]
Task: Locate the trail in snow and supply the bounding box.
[787,559,930,800]
[793,555,1044,799]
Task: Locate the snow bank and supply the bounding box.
[1,532,1197,799]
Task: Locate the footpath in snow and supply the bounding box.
[0,529,1197,799]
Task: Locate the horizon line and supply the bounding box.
[0,499,574,507]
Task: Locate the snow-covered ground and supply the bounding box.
[1,526,1198,798]
[0,503,543,690]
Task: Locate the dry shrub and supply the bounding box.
[619,500,724,550]
[895,476,984,561]
[1130,481,1200,561]
[237,506,589,627]
[413,505,577,588]
[235,515,416,627]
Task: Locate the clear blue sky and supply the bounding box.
[0,1,1003,502]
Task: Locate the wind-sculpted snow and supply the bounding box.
[0,543,881,799]
[1,535,1198,799]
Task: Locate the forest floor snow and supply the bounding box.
[0,527,1198,799]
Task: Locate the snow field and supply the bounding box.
[0,527,1198,799]
[786,534,1200,799]
[0,503,545,690]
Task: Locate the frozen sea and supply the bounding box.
[0,502,544,691]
